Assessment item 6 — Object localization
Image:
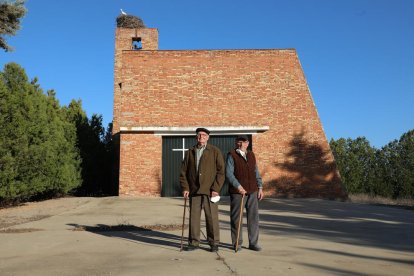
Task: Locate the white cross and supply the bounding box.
[172,138,189,160]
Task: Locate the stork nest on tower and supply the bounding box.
[116,14,146,28]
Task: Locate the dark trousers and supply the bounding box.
[230,192,259,247]
[189,195,220,246]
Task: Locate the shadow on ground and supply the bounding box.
[67,223,183,250]
[217,197,414,253]
[67,222,234,251]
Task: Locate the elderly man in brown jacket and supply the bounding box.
[180,127,225,252]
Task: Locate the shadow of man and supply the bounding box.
[68,223,184,250]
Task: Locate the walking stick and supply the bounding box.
[235,193,245,253]
[180,197,187,251]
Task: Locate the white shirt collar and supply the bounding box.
[236,149,247,159]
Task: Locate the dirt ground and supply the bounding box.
[1,195,411,230]
[1,196,414,275]
[0,197,92,229]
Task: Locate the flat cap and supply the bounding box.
[236,135,249,141]
[196,127,210,135]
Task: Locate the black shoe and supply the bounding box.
[210,245,219,252]
[248,245,262,251]
[186,244,199,251]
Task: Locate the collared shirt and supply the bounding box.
[226,151,263,190]
[196,144,206,172]
[236,149,247,160]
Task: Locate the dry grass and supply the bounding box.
[348,194,414,209]
[0,214,50,229]
[0,228,43,233]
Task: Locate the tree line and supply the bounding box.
[0,63,114,205]
[330,130,414,199]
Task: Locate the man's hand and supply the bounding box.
[183,191,189,199]
[238,186,247,195]
[258,189,264,201]
[211,191,219,197]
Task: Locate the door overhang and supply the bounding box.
[119,126,269,136]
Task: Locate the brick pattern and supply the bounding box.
[119,133,162,196]
[113,28,158,134]
[113,27,346,199]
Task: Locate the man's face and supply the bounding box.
[236,140,249,151]
[196,131,209,145]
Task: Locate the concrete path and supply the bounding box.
[0,197,413,275]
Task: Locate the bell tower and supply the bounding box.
[113,16,158,134]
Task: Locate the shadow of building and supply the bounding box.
[267,130,346,199]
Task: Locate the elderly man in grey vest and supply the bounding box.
[226,135,264,251]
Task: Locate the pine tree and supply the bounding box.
[0,0,26,52]
[330,137,376,195]
[0,63,81,202]
[0,62,32,199]
[395,130,414,198]
[63,100,108,195]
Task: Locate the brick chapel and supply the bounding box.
[112,17,346,199]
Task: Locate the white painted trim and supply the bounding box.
[119,126,269,136]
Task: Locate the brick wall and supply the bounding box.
[119,133,161,196]
[113,27,158,134]
[113,27,346,199]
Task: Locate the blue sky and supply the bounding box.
[1,0,413,148]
